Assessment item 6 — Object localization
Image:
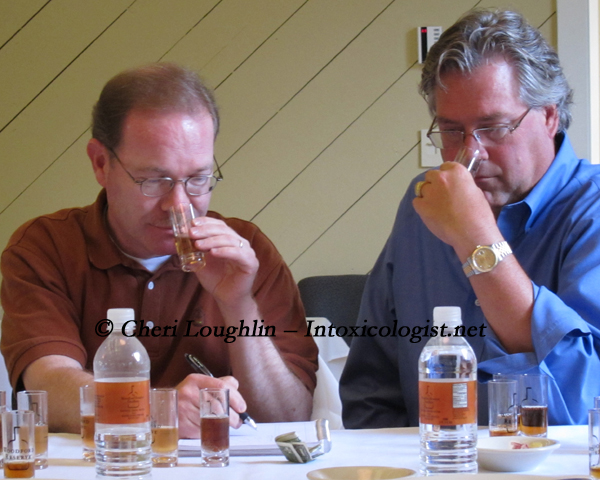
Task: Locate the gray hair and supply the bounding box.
[92,62,219,150]
[419,9,572,132]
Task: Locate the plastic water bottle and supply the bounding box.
[419,306,478,474]
[94,308,152,479]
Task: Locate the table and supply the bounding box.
[37,425,589,479]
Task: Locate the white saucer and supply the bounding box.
[306,466,415,480]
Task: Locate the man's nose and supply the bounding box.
[162,181,191,209]
[463,131,481,149]
[464,132,490,160]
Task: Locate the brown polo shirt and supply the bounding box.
[1,191,317,393]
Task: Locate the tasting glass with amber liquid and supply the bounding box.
[0,390,8,467]
[150,388,178,467]
[2,410,35,478]
[488,379,518,437]
[169,203,206,272]
[200,388,229,467]
[16,391,48,469]
[518,374,548,437]
[79,384,95,461]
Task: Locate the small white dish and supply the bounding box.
[306,466,415,480]
[477,435,560,472]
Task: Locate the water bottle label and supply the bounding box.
[419,379,477,425]
[452,382,468,408]
[95,379,150,424]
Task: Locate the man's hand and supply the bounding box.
[188,217,259,311]
[412,162,499,256]
[176,374,247,438]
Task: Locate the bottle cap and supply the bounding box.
[106,308,135,328]
[433,306,462,327]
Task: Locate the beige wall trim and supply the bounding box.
[557,0,600,163]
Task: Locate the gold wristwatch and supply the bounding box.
[462,241,512,278]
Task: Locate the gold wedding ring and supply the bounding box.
[414,180,428,198]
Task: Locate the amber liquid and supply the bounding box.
[489,427,518,436]
[590,465,600,479]
[81,414,95,449]
[201,416,229,453]
[489,412,518,436]
[81,414,95,460]
[4,461,35,478]
[34,424,48,456]
[174,236,205,272]
[151,426,178,454]
[519,405,548,436]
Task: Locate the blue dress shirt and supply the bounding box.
[340,134,600,428]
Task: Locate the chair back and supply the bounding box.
[298,274,367,346]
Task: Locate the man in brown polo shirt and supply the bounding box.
[0,63,318,437]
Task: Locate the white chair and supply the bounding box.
[308,317,349,429]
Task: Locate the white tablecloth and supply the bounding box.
[38,425,589,480]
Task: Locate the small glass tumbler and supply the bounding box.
[2,410,35,478]
[0,390,8,467]
[150,388,178,467]
[488,379,518,436]
[453,145,483,176]
[595,396,600,409]
[518,374,548,437]
[169,203,205,272]
[16,391,48,469]
[590,408,600,479]
[200,388,229,467]
[79,385,95,461]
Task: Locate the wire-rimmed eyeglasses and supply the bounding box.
[427,108,532,150]
[109,148,223,197]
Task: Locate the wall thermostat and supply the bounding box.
[418,26,443,63]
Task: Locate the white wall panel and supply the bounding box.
[289,148,420,279]
[0,0,47,46]
[212,0,394,160]
[163,0,307,85]
[0,0,133,129]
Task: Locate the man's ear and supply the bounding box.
[543,104,560,138]
[87,138,110,187]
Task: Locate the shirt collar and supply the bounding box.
[521,133,578,231]
[497,133,578,239]
[83,190,179,272]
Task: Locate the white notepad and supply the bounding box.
[179,420,322,456]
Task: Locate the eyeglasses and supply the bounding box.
[427,108,531,150]
[109,149,223,197]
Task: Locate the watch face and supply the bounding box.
[473,246,497,272]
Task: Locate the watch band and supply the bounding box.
[462,241,512,278]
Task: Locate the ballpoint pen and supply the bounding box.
[184,353,258,430]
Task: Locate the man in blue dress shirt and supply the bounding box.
[340,8,600,428]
